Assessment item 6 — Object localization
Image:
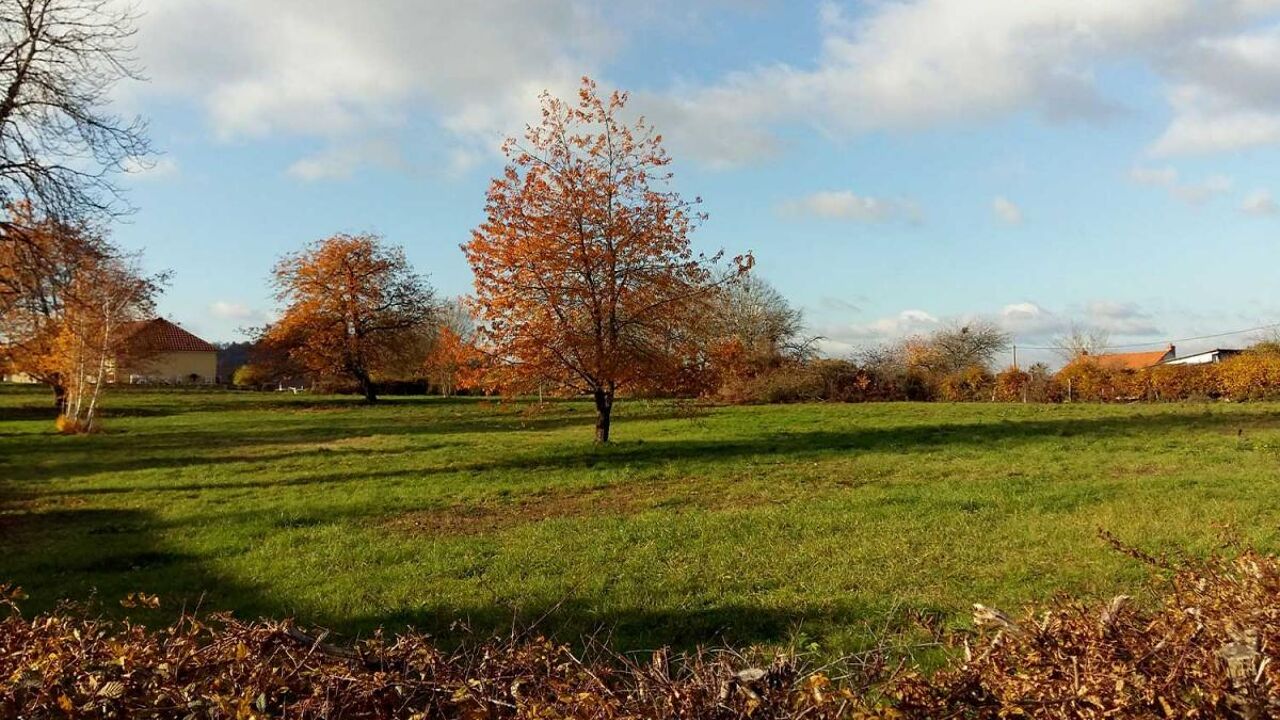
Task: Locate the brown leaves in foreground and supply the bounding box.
[4,544,1280,718]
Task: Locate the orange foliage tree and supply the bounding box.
[264,233,436,403]
[422,325,477,396]
[1,203,163,424]
[463,78,749,442]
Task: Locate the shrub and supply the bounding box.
[1218,350,1280,401]
[809,359,874,402]
[231,363,271,387]
[1056,359,1126,402]
[992,367,1029,402]
[7,544,1280,718]
[54,414,92,434]
[1146,363,1219,401]
[743,365,826,404]
[937,365,993,402]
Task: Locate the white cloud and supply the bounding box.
[812,299,1169,358]
[779,190,921,223]
[1085,300,1162,336]
[286,139,404,181]
[656,0,1200,166]
[209,301,264,323]
[1241,188,1278,215]
[998,302,1069,337]
[119,0,1280,173]
[1129,165,1179,187]
[1128,165,1233,205]
[992,196,1024,225]
[817,309,941,354]
[1151,24,1280,156]
[650,2,1280,166]
[127,0,616,174]
[122,156,179,181]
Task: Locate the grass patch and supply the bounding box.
[3,385,1280,653]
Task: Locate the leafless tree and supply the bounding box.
[713,275,819,362]
[1052,323,1111,362]
[0,0,151,224]
[916,319,1011,374]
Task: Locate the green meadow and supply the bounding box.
[3,385,1280,654]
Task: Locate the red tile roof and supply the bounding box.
[122,318,216,353]
[1084,345,1175,370]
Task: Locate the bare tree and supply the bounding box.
[915,319,1011,374]
[712,275,818,362]
[0,0,151,224]
[1052,323,1111,363]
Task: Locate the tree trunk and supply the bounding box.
[353,368,378,403]
[593,389,613,443]
[52,381,67,415]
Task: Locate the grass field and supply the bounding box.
[3,386,1280,655]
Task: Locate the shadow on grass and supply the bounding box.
[14,407,1276,499]
[0,501,275,626]
[0,486,929,652]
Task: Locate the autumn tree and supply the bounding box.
[0,204,100,408]
[422,299,478,397]
[464,78,748,442]
[53,251,161,432]
[0,203,162,427]
[264,233,436,403]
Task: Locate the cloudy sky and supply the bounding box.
[114,0,1280,365]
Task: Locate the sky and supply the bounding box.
[110,0,1280,367]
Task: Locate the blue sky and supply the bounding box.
[112,0,1280,366]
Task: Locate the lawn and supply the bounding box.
[3,385,1280,655]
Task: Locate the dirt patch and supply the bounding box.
[387,479,775,537]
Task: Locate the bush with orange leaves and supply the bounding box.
[1054,347,1280,403]
[1145,362,1221,401]
[1218,348,1280,401]
[937,365,994,402]
[7,539,1280,718]
[1055,359,1132,402]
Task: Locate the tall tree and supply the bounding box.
[421,299,477,397]
[265,233,435,403]
[0,202,104,409]
[0,203,162,425]
[712,275,817,363]
[0,0,151,223]
[464,78,749,442]
[52,250,161,432]
[910,319,1012,375]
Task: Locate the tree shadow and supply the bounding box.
[0,484,928,653]
[0,500,275,626]
[11,406,1277,492]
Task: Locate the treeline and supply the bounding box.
[716,338,1280,405]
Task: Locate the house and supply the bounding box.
[114,318,218,384]
[1160,348,1242,366]
[1082,345,1176,370]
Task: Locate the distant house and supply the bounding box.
[1081,345,1176,370]
[114,318,218,384]
[1160,348,1243,366]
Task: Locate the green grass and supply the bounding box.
[3,385,1280,654]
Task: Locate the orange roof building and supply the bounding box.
[1081,345,1175,370]
[113,318,219,384]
